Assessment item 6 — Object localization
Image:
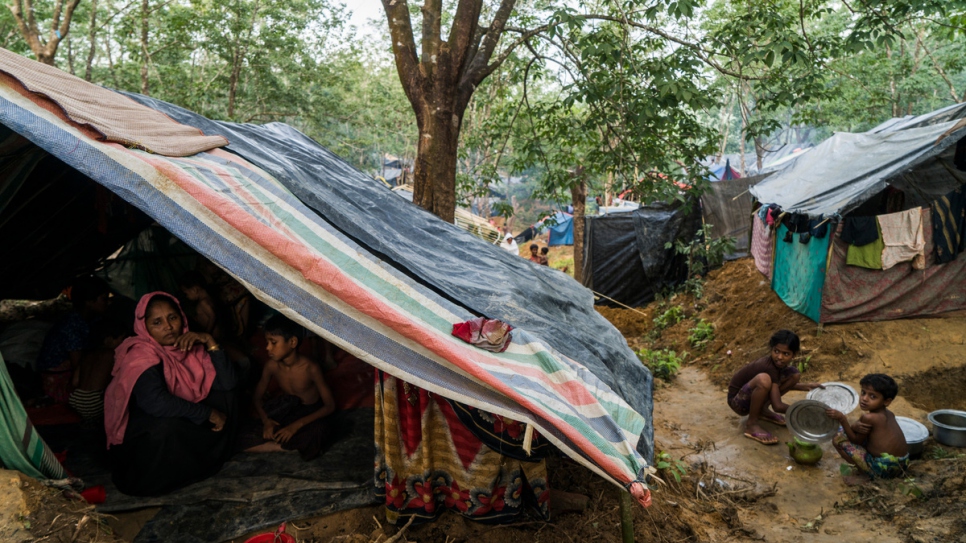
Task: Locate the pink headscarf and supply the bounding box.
[103,292,216,448]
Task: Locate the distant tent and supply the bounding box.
[581,203,701,307]
[749,102,966,322]
[513,211,574,246]
[547,211,574,246]
[708,158,740,182]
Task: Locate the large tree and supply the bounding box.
[382,0,959,223]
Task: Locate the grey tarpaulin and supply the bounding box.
[751,104,966,217]
[119,92,654,459]
[700,173,772,259]
[581,203,701,308]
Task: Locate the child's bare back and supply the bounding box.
[858,409,907,458]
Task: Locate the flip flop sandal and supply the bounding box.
[761,413,786,426]
[744,431,778,445]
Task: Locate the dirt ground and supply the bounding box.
[26,257,966,542]
[1,469,125,543]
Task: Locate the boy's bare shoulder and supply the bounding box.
[859,411,887,425]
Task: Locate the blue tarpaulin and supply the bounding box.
[548,212,574,246]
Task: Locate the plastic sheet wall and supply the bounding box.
[582,203,701,308]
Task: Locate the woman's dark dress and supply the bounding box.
[109,350,238,496]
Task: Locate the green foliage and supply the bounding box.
[653,306,686,331]
[928,446,964,460]
[655,451,689,483]
[897,477,923,499]
[636,348,687,381]
[796,355,812,373]
[666,224,736,298]
[688,319,715,350]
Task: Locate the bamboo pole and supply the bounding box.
[619,491,635,543]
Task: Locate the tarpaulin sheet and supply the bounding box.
[582,203,700,308]
[750,105,966,217]
[548,213,574,246]
[699,174,770,258]
[112,93,654,462]
[771,224,831,322]
[821,217,966,322]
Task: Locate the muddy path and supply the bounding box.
[654,367,903,543]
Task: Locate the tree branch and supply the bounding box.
[420,0,442,80]
[382,0,424,115]
[462,0,516,88]
[447,0,483,78]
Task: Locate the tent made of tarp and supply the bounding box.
[707,159,740,182]
[0,48,653,512]
[581,203,701,308]
[749,103,966,323]
[513,211,574,246]
[700,173,772,259]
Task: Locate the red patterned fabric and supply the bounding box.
[821,215,966,322]
[751,215,773,280]
[374,372,550,525]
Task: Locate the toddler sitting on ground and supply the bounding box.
[826,373,909,478]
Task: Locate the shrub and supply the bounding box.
[653,305,686,331]
[636,348,687,381]
[688,319,714,350]
[655,451,689,483]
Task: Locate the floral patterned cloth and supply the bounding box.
[374,371,550,525]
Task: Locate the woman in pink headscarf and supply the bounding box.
[104,292,238,496]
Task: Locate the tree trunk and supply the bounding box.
[412,100,462,224]
[84,0,98,82]
[571,178,587,283]
[140,0,149,95]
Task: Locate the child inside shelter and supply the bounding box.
[243,315,338,460]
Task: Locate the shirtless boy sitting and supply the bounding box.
[727,330,824,445]
[246,315,336,460]
[827,373,909,478]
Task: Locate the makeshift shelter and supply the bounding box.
[749,103,966,323]
[700,172,771,259]
[707,159,740,182]
[513,211,574,246]
[0,49,653,539]
[581,203,701,307]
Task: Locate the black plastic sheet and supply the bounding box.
[582,204,701,308]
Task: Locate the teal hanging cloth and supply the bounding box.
[771,223,831,322]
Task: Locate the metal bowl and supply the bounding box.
[787,400,839,443]
[927,410,966,448]
[895,417,929,458]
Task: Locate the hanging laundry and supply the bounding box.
[809,218,829,239]
[932,185,966,264]
[766,205,781,227]
[841,216,879,247]
[878,208,925,271]
[751,215,773,280]
[846,234,885,269]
